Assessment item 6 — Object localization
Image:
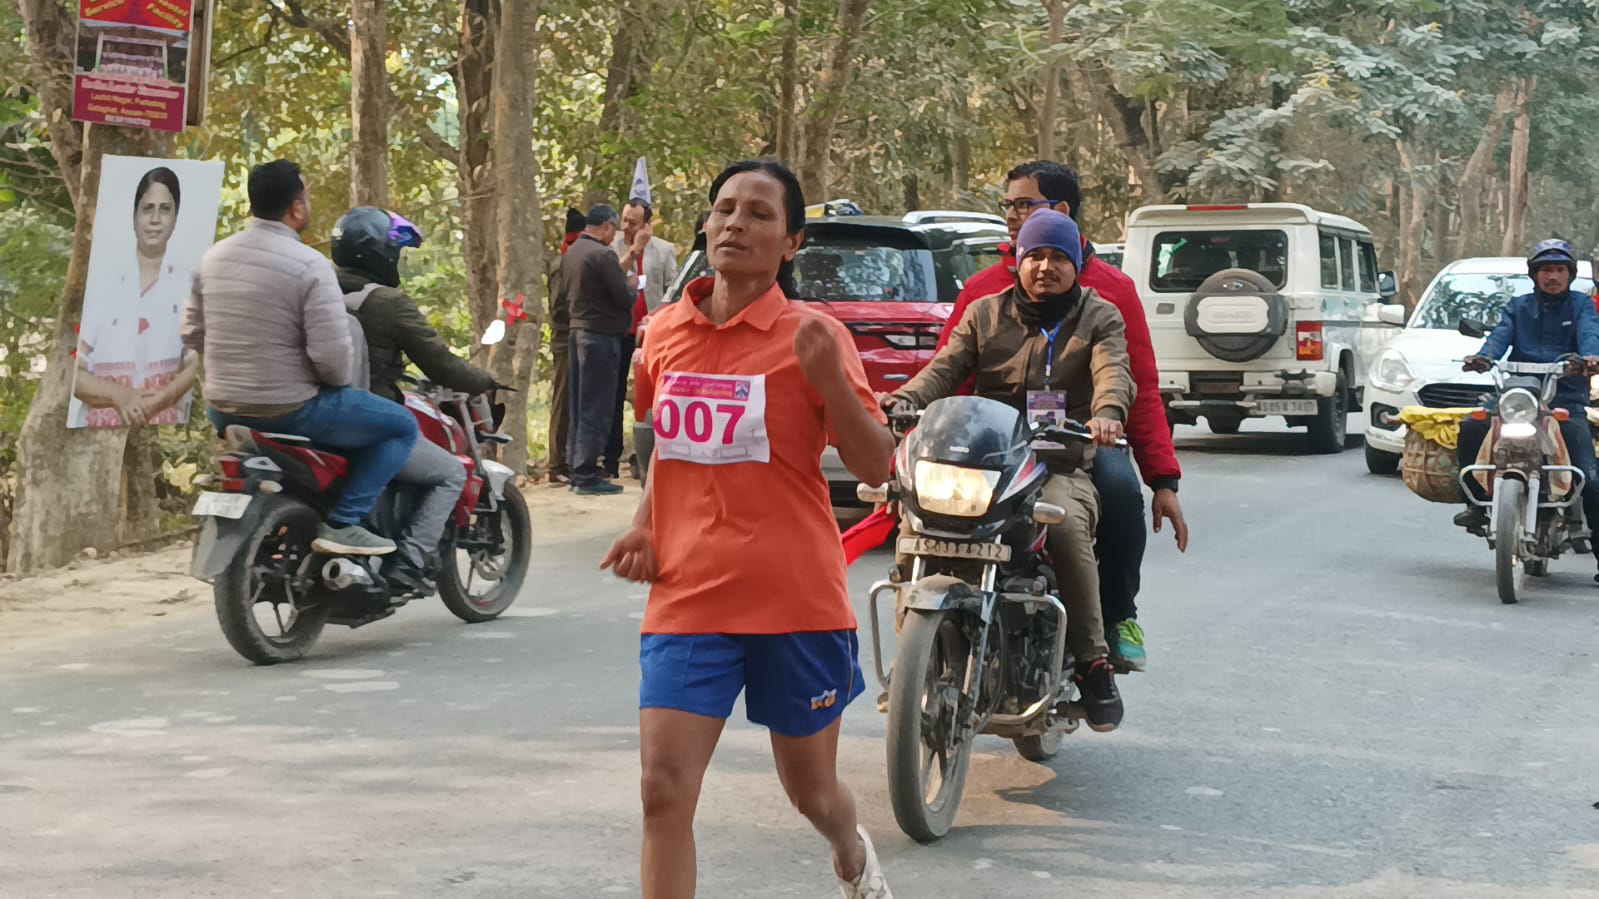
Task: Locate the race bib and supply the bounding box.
[654,372,770,465]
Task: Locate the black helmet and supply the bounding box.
[332,206,423,288]
[1527,238,1577,278]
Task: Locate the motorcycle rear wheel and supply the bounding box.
[887,610,975,843]
[214,502,328,665]
[1494,479,1527,605]
[439,485,531,622]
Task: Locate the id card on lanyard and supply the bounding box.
[1025,321,1067,426]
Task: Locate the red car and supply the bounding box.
[636,210,1008,504]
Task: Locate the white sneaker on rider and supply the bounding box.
[313,524,397,556]
[838,826,892,899]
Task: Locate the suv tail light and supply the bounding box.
[1296,321,1324,361]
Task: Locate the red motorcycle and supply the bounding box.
[189,361,530,665]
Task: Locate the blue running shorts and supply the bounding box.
[639,631,866,738]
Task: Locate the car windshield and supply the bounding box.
[1411,273,1598,329]
[676,243,938,302]
[1150,229,1288,292]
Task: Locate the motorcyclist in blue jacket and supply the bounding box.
[1456,239,1599,580]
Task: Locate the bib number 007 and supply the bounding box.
[654,398,746,446]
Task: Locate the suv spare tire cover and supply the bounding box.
[1183,268,1290,363]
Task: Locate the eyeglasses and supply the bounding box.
[998,198,1054,214]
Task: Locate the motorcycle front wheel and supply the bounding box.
[1494,478,1527,605]
[214,501,328,665]
[439,485,531,622]
[886,609,975,843]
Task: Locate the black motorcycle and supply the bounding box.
[861,395,1113,842]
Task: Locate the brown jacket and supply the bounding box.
[895,285,1134,470]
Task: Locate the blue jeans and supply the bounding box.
[208,386,419,528]
[1092,446,1146,625]
[568,329,626,488]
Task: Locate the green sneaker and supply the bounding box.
[1111,619,1147,673]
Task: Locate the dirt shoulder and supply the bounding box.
[0,482,637,651]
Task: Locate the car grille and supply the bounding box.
[1418,382,1495,409]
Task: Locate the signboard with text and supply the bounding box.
[71,0,195,133]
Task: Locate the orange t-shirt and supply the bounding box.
[637,276,887,634]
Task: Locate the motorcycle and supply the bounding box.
[188,322,531,664]
[860,395,1114,842]
[1456,320,1592,604]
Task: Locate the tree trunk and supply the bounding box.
[1065,62,1165,204]
[349,0,390,207]
[489,0,546,476]
[1501,74,1535,257]
[455,0,499,337]
[799,0,874,201]
[1395,138,1427,308]
[9,0,174,571]
[774,0,802,164]
[1037,0,1065,159]
[1456,83,1515,258]
[593,0,652,198]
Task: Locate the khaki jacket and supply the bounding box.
[895,285,1135,470]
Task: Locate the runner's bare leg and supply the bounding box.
[769,719,867,882]
[640,708,725,899]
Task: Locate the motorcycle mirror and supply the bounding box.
[1458,317,1489,339]
[482,319,507,346]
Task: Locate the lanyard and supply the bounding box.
[1041,321,1065,384]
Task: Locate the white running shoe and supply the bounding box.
[838,826,892,898]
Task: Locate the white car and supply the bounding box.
[1363,257,1597,474]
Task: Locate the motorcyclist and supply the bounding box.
[1456,238,1599,581]
[332,206,497,595]
[882,209,1132,731]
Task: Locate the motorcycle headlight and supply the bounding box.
[912,461,999,517]
[1370,350,1415,393]
[1498,388,1538,425]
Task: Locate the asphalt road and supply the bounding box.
[5,422,1599,898]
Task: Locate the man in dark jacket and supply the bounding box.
[544,208,587,486]
[1457,239,1599,580]
[936,160,1187,672]
[562,204,637,495]
[332,206,496,593]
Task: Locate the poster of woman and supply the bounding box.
[68,155,223,429]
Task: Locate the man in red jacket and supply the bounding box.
[938,160,1189,671]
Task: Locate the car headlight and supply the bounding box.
[1498,388,1538,425]
[1369,350,1415,393]
[912,460,999,517]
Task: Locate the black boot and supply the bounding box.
[1454,507,1488,533]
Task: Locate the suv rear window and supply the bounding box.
[676,241,940,302]
[1150,229,1288,292]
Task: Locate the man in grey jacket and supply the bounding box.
[181,160,418,556]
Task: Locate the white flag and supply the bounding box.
[629,156,651,205]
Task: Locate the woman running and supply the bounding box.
[602,159,895,899]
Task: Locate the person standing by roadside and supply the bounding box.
[563,204,636,495]
[609,199,680,479]
[545,207,586,486]
[936,160,1189,672]
[602,160,895,899]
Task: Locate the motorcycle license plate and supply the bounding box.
[1255,399,1318,416]
[192,492,252,520]
[896,536,1011,563]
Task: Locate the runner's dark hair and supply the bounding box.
[134,166,181,214]
[708,159,805,296]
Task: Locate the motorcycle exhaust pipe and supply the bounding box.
[322,558,374,591]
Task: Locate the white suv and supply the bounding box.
[1122,203,1401,453]
[1363,257,1597,474]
